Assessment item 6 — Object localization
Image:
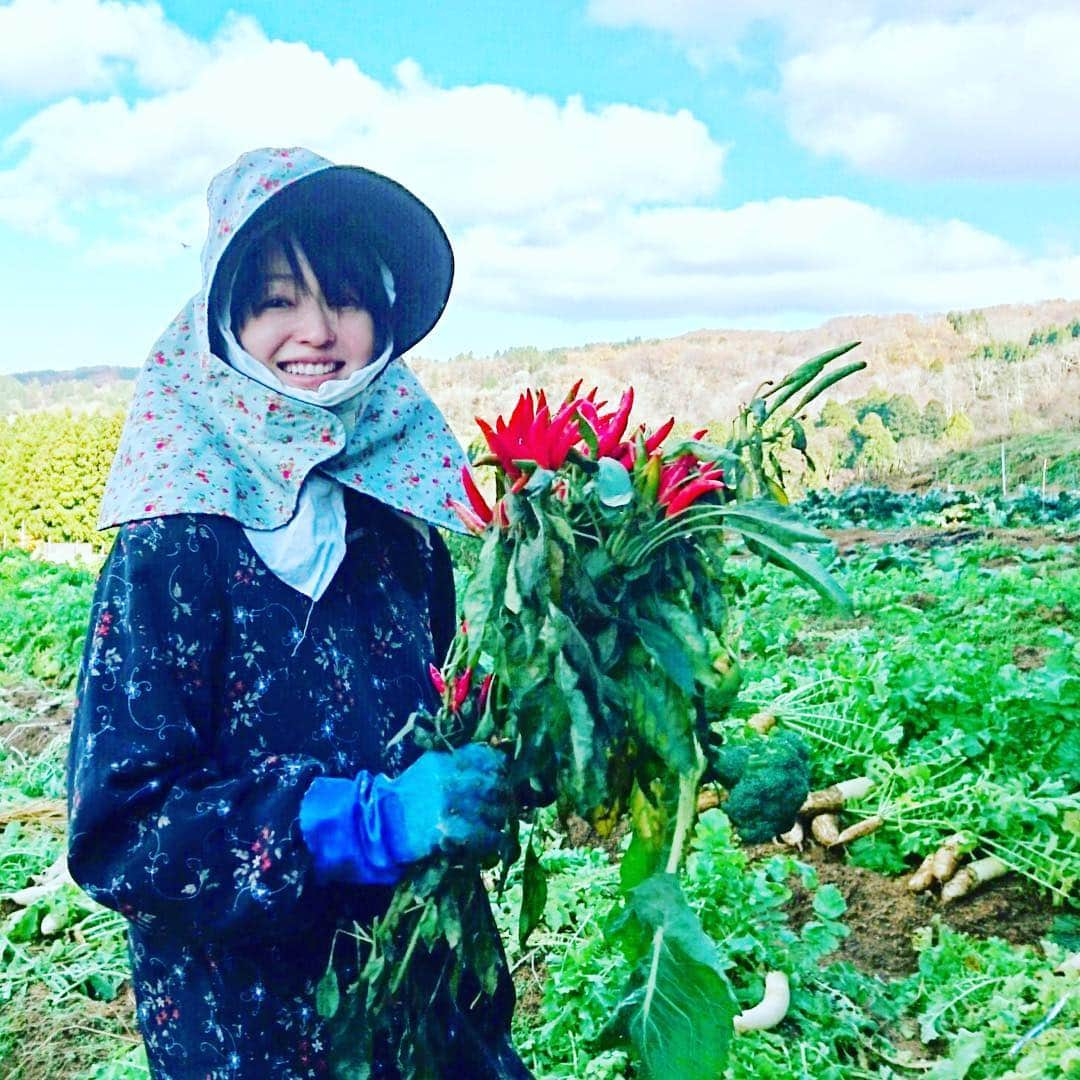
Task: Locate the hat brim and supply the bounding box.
[225,165,454,359]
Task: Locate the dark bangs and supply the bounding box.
[228,208,393,353]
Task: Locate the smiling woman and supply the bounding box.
[64,147,531,1079]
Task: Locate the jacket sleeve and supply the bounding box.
[66,516,329,942]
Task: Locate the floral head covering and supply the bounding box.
[99,149,470,576]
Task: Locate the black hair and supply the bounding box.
[226,204,393,356]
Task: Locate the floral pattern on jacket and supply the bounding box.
[67,493,517,1078]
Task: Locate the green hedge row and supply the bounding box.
[0,411,124,552]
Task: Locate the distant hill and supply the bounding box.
[412,297,1080,447]
[0,366,138,416]
[6,298,1079,445]
[9,366,138,387]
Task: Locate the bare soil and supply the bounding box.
[827,526,1080,552]
[0,683,73,755]
[785,845,1054,979]
[3,983,140,1080]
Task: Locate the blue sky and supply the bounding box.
[1,0,1078,373]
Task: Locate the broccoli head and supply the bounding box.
[713,730,810,844]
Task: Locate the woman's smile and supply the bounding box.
[275,357,348,387]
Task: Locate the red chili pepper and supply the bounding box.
[474,416,519,479]
[596,387,634,458]
[663,476,724,517]
[452,667,473,711]
[547,398,585,465]
[476,388,587,475]
[645,417,676,455]
[448,500,487,535]
[656,454,724,515]
[478,673,494,710]
[656,456,695,504]
[460,466,494,525]
[578,388,636,460]
[526,403,555,467]
[428,664,446,695]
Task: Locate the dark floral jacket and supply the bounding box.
[67,493,523,1079]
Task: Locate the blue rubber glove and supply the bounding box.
[299,744,510,885]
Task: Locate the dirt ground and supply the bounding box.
[785,845,1054,979]
[553,816,1055,987]
[826,525,1080,552]
[0,683,73,757]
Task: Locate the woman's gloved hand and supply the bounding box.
[299,745,510,885]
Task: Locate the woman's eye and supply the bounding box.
[256,295,292,313]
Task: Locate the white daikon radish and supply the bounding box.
[734,972,791,1033]
[941,856,1009,903]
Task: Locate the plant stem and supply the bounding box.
[389,899,429,997]
[666,762,704,876]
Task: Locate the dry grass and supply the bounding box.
[411,298,1080,447]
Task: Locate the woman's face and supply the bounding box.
[237,244,377,391]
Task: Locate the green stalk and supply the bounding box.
[666,767,703,876]
[625,517,731,566]
[389,898,431,997]
[640,763,705,1031]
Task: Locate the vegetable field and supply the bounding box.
[1,489,1078,1078]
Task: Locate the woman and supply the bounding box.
[66,147,529,1078]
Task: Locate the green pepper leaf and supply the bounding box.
[597,457,634,507]
[731,522,851,611]
[637,618,695,696]
[504,549,523,615]
[316,965,340,1019]
[519,831,548,948]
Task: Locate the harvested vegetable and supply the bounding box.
[834,815,884,846]
[779,820,804,849]
[907,852,936,893]
[712,730,811,844]
[811,813,841,846]
[733,971,791,1034]
[800,776,875,815]
[941,855,1010,903]
[747,710,777,735]
[931,835,966,882]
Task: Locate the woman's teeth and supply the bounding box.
[280,361,341,376]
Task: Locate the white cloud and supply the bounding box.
[0,0,210,99]
[1,0,1077,351]
[0,17,723,242]
[82,194,205,266]
[585,1,1064,51]
[452,197,1079,321]
[587,1,1080,179]
[780,11,1080,178]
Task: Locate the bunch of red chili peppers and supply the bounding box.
[450,382,726,532]
[427,662,492,714]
